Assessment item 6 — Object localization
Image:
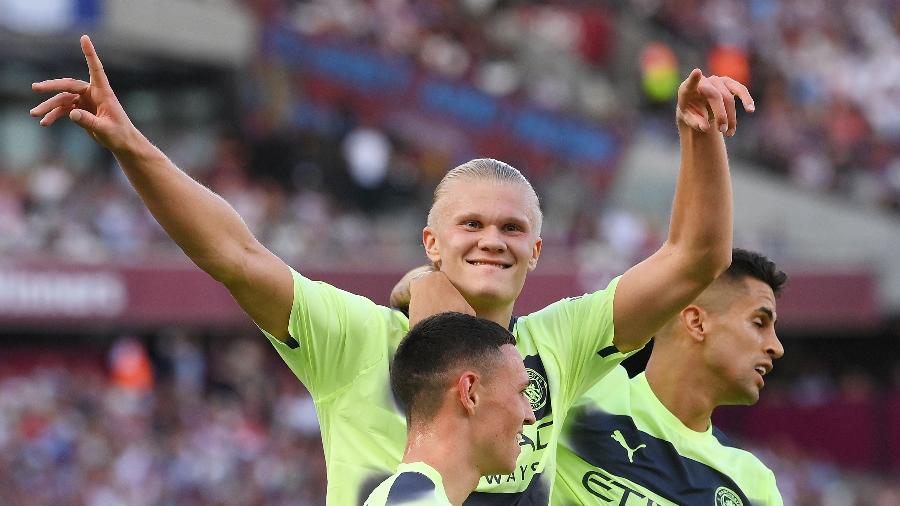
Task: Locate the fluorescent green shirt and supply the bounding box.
[554,368,783,506]
[263,268,632,505]
[365,462,452,506]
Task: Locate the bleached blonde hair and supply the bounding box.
[427,158,543,235]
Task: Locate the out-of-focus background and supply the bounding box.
[1,0,899,504]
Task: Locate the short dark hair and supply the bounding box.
[721,248,788,296]
[391,312,516,424]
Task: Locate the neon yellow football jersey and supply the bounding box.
[262,269,634,505]
[554,368,783,506]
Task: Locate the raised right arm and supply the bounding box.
[31,35,293,341]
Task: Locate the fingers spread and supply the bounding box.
[32,78,90,95]
[724,78,755,112]
[40,105,75,126]
[30,92,79,117]
[80,35,110,88]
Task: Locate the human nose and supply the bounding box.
[766,332,784,360]
[523,399,536,426]
[478,226,506,252]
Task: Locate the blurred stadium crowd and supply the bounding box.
[1,337,898,506]
[4,0,900,264]
[643,0,900,207]
[2,0,900,504]
[0,339,327,506]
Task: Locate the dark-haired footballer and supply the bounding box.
[394,250,787,505]
[365,312,535,506]
[554,249,786,505]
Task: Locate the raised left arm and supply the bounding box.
[613,69,754,352]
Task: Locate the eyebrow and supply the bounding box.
[455,212,531,227]
[757,307,776,322]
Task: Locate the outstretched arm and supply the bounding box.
[613,69,753,352]
[31,35,293,341]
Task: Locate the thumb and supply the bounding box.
[69,109,112,146]
[69,108,99,131]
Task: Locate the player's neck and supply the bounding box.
[646,355,715,432]
[472,304,514,329]
[403,425,481,506]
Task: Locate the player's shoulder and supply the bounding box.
[366,463,450,506]
[512,296,599,334]
[516,274,622,322]
[710,426,762,462]
[710,426,738,448]
[577,365,631,404]
[289,266,407,321]
[709,425,779,483]
[385,471,439,502]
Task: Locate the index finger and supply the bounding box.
[684,68,703,92]
[80,35,109,88]
[724,78,755,112]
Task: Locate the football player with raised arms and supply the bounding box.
[32,35,752,504]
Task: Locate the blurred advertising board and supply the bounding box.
[0,262,880,333]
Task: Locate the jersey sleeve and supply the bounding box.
[260,268,408,401]
[765,470,784,506]
[520,276,639,407]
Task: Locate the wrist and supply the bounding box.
[110,125,155,162]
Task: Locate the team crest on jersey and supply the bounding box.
[522,355,551,419]
[714,487,743,506]
[524,369,547,411]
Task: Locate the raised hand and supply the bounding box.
[390,264,436,313]
[676,69,754,136]
[388,265,475,326]
[30,35,137,152]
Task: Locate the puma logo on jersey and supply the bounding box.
[611,430,646,463]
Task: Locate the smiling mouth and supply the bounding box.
[467,260,512,269]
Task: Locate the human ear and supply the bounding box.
[527,237,542,271]
[423,226,442,269]
[681,305,706,342]
[457,372,479,416]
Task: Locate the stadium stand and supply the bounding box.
[2,0,900,504]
